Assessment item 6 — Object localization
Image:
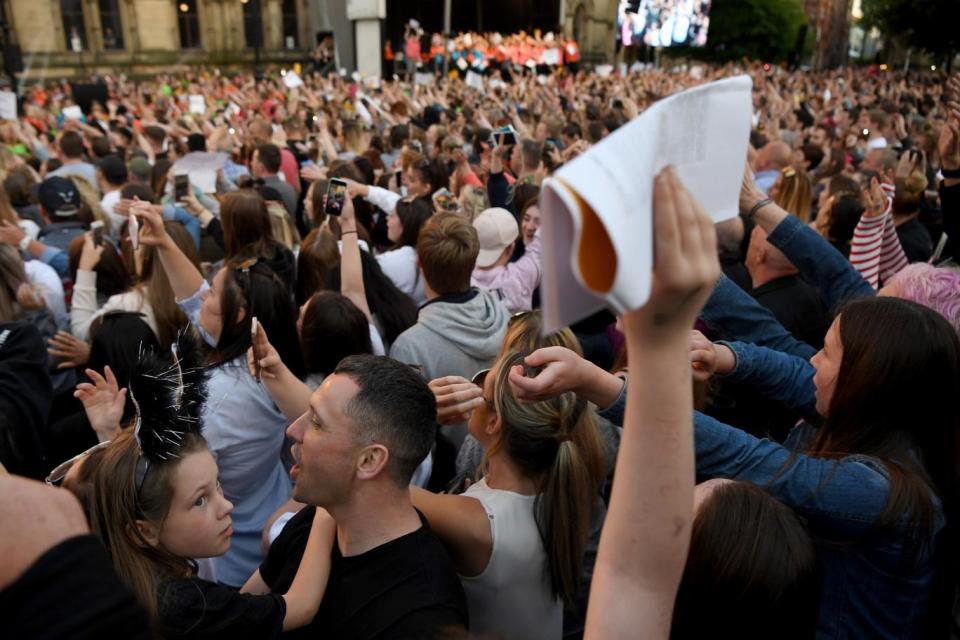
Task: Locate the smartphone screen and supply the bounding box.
[325,178,348,216]
[394,170,402,190]
[174,174,190,203]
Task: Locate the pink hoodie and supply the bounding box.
[470,229,542,313]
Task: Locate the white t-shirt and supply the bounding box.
[99,189,125,236]
[376,245,426,305]
[24,259,66,323]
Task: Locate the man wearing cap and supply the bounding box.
[470,207,542,313]
[127,155,152,186]
[96,154,128,235]
[0,176,86,279]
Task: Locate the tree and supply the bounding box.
[666,0,810,64]
[861,0,960,63]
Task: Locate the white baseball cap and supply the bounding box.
[473,207,519,268]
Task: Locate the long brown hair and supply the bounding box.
[138,222,198,349]
[220,189,275,261]
[88,430,207,620]
[809,297,959,570]
[0,244,31,321]
[488,349,605,610]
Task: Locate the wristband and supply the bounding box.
[341,230,358,236]
[747,198,773,220]
[18,234,30,253]
[942,167,960,178]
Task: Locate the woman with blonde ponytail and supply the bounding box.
[891,169,934,262]
[411,349,605,640]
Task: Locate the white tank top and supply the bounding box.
[461,478,563,639]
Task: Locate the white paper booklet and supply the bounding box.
[539,75,752,332]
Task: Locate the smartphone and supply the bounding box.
[174,174,190,203]
[300,158,315,168]
[128,212,139,251]
[325,178,348,216]
[495,125,518,146]
[251,317,262,382]
[90,220,104,247]
[394,170,402,189]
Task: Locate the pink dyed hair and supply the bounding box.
[888,263,960,335]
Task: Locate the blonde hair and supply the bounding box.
[774,167,812,223]
[892,171,928,215]
[416,213,478,295]
[487,350,605,610]
[460,185,490,222]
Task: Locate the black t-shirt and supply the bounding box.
[159,577,285,639]
[896,217,933,263]
[0,535,151,639]
[751,275,830,350]
[260,506,468,640]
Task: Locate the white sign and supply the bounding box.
[414,72,435,86]
[63,105,84,120]
[282,71,304,88]
[465,70,484,91]
[0,91,17,120]
[188,94,206,114]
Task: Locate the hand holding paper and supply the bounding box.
[539,75,752,332]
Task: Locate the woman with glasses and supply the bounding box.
[129,201,303,588]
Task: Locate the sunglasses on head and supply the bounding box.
[45,440,112,486]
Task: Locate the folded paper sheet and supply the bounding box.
[540,74,752,332]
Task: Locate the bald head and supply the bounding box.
[757,142,792,172]
[746,225,798,288]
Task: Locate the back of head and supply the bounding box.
[142,125,166,148]
[460,185,490,222]
[489,350,605,609]
[256,143,282,174]
[220,189,274,260]
[121,182,158,204]
[334,355,437,486]
[520,139,543,171]
[774,167,812,222]
[824,195,864,252]
[68,234,131,298]
[3,166,36,207]
[672,481,820,640]
[892,171,928,215]
[886,263,960,335]
[216,261,302,377]
[390,124,410,151]
[762,142,792,171]
[300,292,373,377]
[395,197,434,248]
[417,212,479,295]
[186,133,206,153]
[139,221,198,349]
[296,228,340,306]
[0,244,28,322]
[59,131,85,159]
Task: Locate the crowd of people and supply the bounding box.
[389,25,582,80]
[0,52,958,640]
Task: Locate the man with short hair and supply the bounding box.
[48,131,98,191]
[96,154,128,234]
[752,141,792,193]
[866,110,891,150]
[252,143,298,217]
[389,213,509,384]
[246,118,301,192]
[245,355,468,639]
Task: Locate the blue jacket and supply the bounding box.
[598,343,943,639]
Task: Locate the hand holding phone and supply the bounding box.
[251,317,262,382]
[325,178,348,216]
[174,174,190,204]
[128,212,139,251]
[90,220,104,247]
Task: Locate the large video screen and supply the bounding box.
[616,0,712,48]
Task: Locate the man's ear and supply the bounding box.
[356,444,390,481]
[130,519,161,549]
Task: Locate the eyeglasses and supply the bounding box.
[45,440,112,486]
[471,368,494,409]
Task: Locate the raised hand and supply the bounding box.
[246,320,285,381]
[48,330,91,369]
[428,376,484,425]
[74,366,127,442]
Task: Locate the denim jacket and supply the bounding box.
[700,215,877,362]
[597,354,942,639]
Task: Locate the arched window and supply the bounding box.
[61,0,87,52]
[242,0,263,49]
[282,0,298,49]
[98,0,124,50]
[177,0,201,49]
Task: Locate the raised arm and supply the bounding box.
[338,196,371,321]
[277,509,336,631]
[586,166,719,639]
[132,201,204,299]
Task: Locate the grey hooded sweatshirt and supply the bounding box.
[389,288,509,383]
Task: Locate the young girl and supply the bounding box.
[81,337,334,637]
[132,201,303,587]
